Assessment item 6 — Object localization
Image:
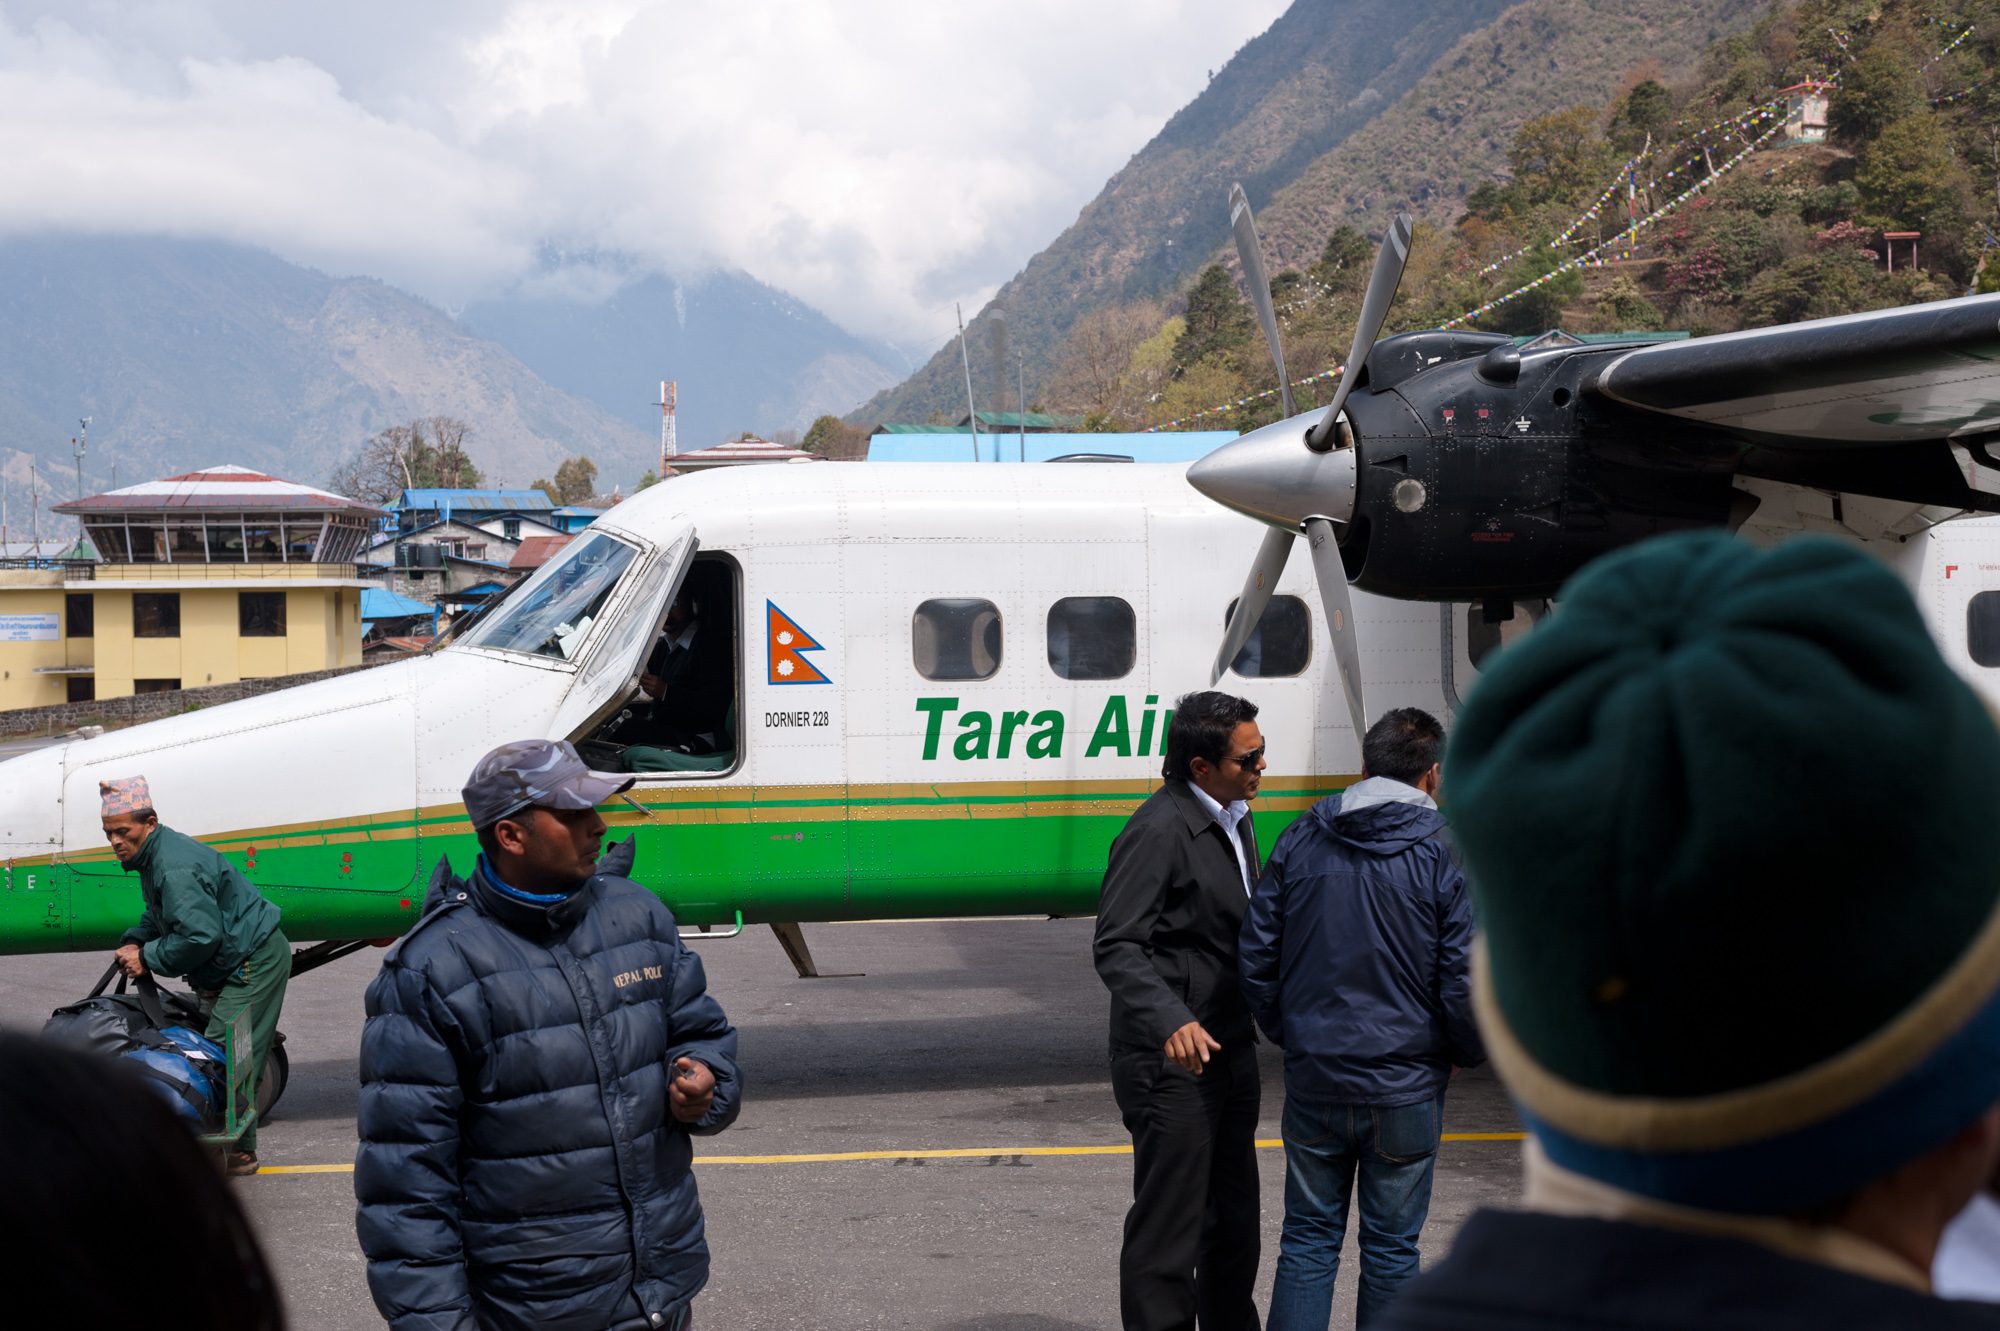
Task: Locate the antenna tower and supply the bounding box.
[658,380,678,475]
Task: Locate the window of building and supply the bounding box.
[133,678,181,694]
[66,677,95,703]
[1047,596,1136,680]
[133,593,181,638]
[1224,596,1311,677]
[1969,591,2000,668]
[913,598,1002,680]
[504,518,521,540]
[127,523,167,563]
[240,591,287,637]
[65,594,93,639]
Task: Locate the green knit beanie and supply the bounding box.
[1446,531,2000,1212]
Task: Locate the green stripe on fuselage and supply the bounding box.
[7,778,1349,954]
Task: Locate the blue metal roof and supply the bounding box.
[398,488,556,511]
[361,588,434,619]
[866,431,1238,463]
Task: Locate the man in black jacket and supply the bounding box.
[355,739,740,1331]
[634,590,733,752]
[1094,690,1267,1331]
[1239,708,1483,1328]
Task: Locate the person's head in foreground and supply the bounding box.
[1446,531,2000,1275]
[0,1034,284,1328]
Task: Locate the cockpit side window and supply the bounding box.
[458,533,638,660]
[578,555,743,779]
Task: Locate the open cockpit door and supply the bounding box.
[454,525,695,741]
[548,529,695,740]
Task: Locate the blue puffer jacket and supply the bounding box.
[355,840,741,1331]
[1238,778,1484,1106]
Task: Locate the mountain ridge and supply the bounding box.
[855,0,1768,427]
[0,235,903,504]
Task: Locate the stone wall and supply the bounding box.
[0,663,381,737]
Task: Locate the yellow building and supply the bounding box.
[0,465,384,711]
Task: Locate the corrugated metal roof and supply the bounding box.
[54,464,386,517]
[670,438,819,469]
[361,588,434,618]
[865,431,1237,463]
[1514,328,1690,348]
[955,411,1085,430]
[398,488,557,512]
[509,535,575,570]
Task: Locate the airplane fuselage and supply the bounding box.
[1,461,1996,956]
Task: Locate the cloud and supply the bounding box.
[0,1,1290,345]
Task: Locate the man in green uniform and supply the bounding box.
[103,775,289,1176]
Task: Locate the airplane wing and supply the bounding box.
[1590,293,2000,446]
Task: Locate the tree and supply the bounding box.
[1172,265,1254,373]
[636,470,660,491]
[1738,246,1884,326]
[553,456,599,504]
[326,416,483,504]
[1506,106,1614,212]
[1592,275,1664,331]
[799,414,870,458]
[1829,25,1928,146]
[1608,80,1673,156]
[1155,353,1251,432]
[1314,226,1374,288]
[530,478,560,505]
[1855,113,1971,232]
[1046,301,1166,423]
[1480,247,1585,336]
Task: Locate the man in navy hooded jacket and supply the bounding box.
[1239,708,1482,1329]
[356,739,740,1331]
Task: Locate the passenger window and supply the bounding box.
[1047,596,1136,680]
[1969,591,2000,667]
[1224,596,1310,677]
[914,598,1002,680]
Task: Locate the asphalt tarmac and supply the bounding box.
[0,917,1525,1329]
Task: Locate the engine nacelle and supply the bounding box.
[1337,350,1740,601]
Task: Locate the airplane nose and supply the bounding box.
[1186,411,1358,530]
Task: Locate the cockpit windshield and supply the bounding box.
[458,532,638,661]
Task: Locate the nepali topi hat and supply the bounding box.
[99,777,152,819]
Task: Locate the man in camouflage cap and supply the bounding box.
[355,738,740,1331]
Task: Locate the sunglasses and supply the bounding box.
[1223,747,1266,770]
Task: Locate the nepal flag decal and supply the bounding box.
[767,601,830,685]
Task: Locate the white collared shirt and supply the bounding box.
[1188,782,1253,894]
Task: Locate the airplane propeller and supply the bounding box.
[1199,186,1413,744]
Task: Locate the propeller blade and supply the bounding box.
[1227,184,1296,419]
[1306,212,1413,452]
[1211,525,1296,685]
[1303,516,1368,739]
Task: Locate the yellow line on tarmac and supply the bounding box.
[255,1133,1523,1176]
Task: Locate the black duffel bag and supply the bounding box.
[45,963,225,1131]
[45,963,207,1057]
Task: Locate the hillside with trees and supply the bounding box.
[855,0,1768,428]
[1032,0,2000,436]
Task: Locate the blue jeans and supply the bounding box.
[1267,1095,1443,1330]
